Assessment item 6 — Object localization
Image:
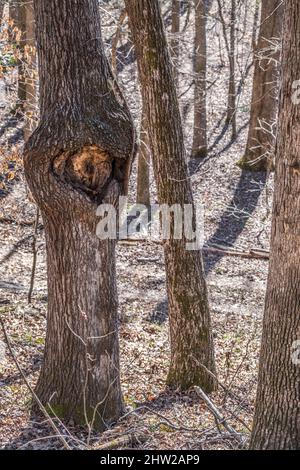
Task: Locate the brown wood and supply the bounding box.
[24,0,135,429]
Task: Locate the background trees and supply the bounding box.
[239,0,283,171]
[250,0,300,449]
[24,0,135,428]
[191,0,207,158]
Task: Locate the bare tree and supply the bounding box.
[23,1,37,141]
[226,0,236,138]
[125,0,216,391]
[239,0,283,171]
[250,0,300,449]
[9,0,26,110]
[0,0,5,23]
[191,0,207,158]
[217,0,237,138]
[24,0,135,428]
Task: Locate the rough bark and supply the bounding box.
[250,1,300,449]
[136,104,150,207]
[125,0,216,391]
[24,0,135,429]
[239,0,283,171]
[191,0,207,159]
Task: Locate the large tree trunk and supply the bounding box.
[250,1,300,449]
[191,0,207,159]
[239,0,283,171]
[125,0,216,391]
[24,0,135,429]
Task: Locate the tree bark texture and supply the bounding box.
[250,1,300,449]
[125,0,216,391]
[24,0,135,429]
[240,0,283,171]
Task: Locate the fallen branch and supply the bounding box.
[194,386,245,444]
[204,244,269,260]
[0,318,71,450]
[0,215,36,227]
[95,432,147,450]
[118,239,269,260]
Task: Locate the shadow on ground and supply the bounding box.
[150,167,267,322]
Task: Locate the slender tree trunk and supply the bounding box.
[23,1,37,141]
[9,0,26,109]
[226,0,236,138]
[250,1,300,449]
[251,0,259,54]
[111,8,127,77]
[125,0,216,391]
[170,0,180,86]
[239,0,283,171]
[0,1,5,23]
[24,0,135,429]
[136,104,150,207]
[191,0,207,159]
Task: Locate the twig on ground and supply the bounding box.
[28,207,40,304]
[119,239,269,260]
[194,386,245,444]
[95,432,147,450]
[0,318,71,450]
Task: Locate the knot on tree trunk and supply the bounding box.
[52,145,130,203]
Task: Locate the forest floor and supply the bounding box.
[0,1,274,450]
